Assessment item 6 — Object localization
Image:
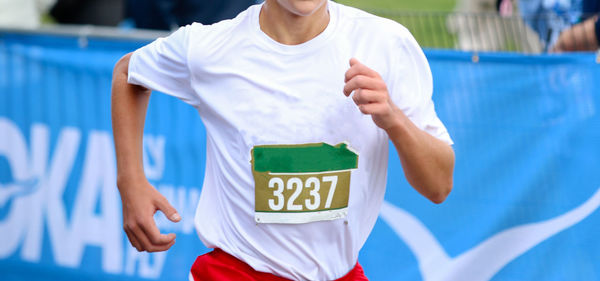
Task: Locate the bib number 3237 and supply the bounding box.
[251,142,358,224]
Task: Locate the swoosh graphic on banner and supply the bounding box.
[0,178,39,206]
[380,187,600,281]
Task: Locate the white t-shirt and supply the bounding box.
[128,1,452,280]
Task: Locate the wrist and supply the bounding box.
[383,106,412,138]
[116,172,148,190]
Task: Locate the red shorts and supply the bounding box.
[190,248,369,281]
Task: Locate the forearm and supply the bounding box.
[111,53,151,187]
[386,106,455,204]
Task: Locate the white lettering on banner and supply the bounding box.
[21,124,49,262]
[69,132,122,273]
[0,119,32,258]
[125,246,167,279]
[21,125,82,264]
[0,118,200,279]
[379,187,600,281]
[44,127,83,268]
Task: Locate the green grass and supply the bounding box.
[336,0,457,12]
[336,0,458,48]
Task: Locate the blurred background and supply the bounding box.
[1,0,599,52]
[0,0,599,281]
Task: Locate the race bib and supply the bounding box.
[251,142,358,224]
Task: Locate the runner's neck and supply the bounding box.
[259,0,330,45]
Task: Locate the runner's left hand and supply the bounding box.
[343,58,399,131]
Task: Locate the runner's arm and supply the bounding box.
[344,58,454,204]
[111,53,181,252]
[384,107,454,204]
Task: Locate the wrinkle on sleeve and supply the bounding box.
[388,27,453,145]
[128,24,201,107]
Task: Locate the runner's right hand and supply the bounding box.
[118,178,181,252]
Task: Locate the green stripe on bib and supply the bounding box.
[251,142,358,173]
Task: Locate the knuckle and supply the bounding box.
[154,200,168,212]
[138,243,150,252]
[149,236,161,244]
[130,241,138,249]
[151,194,164,205]
[125,221,138,230]
[362,89,372,98]
[124,227,134,235]
[129,222,141,231]
[359,105,368,114]
[373,91,385,101]
[348,76,356,84]
[134,215,148,225]
[356,76,366,86]
[156,193,168,204]
[131,219,143,229]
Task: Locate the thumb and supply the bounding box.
[156,196,181,223]
[349,57,360,66]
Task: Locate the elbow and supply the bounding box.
[430,148,455,204]
[429,188,451,204]
[407,174,454,204]
[428,178,453,204]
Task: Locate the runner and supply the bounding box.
[111,0,455,280]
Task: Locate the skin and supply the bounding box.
[111,0,454,252]
[260,0,330,45]
[112,60,180,252]
[552,15,599,52]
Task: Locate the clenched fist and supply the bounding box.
[343,58,400,131]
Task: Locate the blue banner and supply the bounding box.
[365,50,600,281]
[0,31,599,281]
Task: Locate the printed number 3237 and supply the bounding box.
[268,176,338,211]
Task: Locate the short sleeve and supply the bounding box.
[388,28,453,145]
[128,24,199,106]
